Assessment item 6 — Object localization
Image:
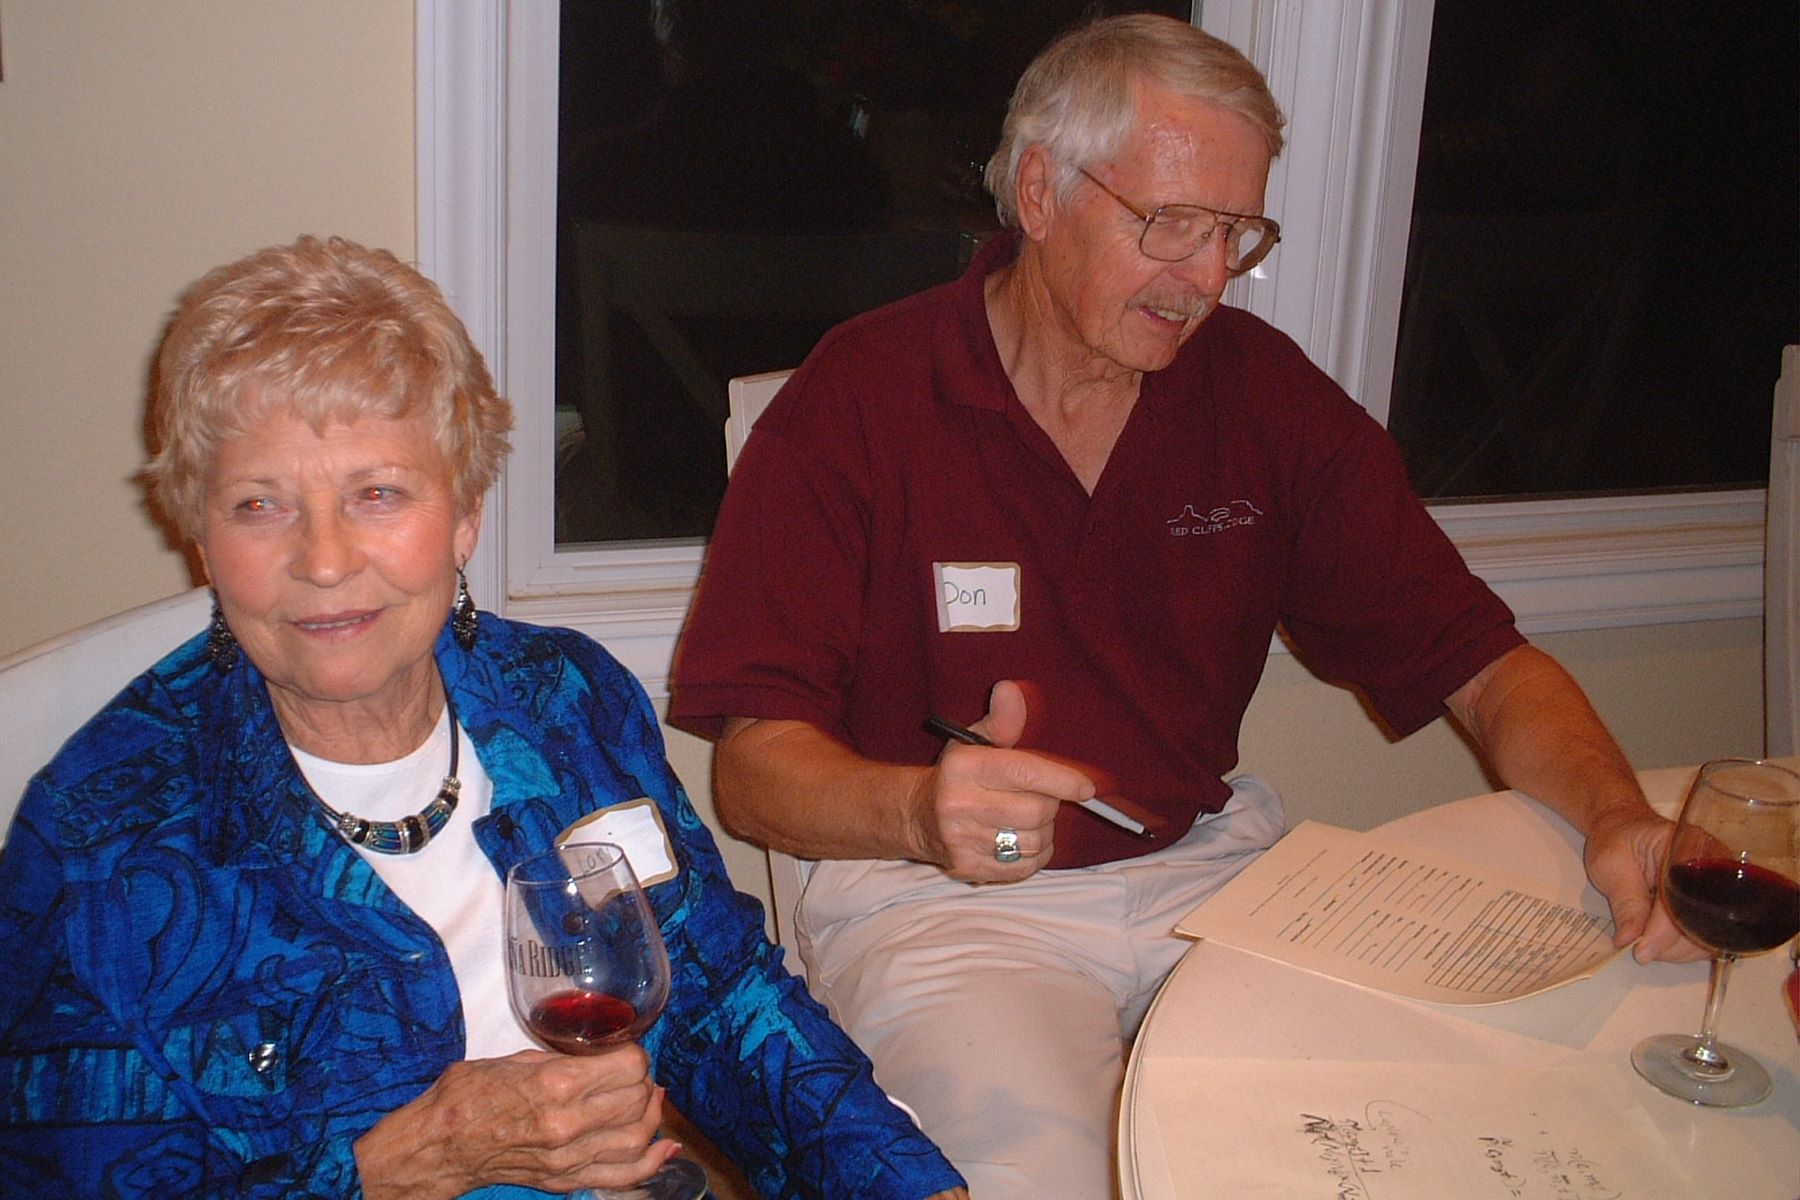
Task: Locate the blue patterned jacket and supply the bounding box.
[0,614,963,1199]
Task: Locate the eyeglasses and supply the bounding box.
[1077,167,1280,275]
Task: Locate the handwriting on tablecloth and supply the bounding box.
[1302,1105,1625,1199]
[1176,820,1618,1004]
[1137,1061,1698,1199]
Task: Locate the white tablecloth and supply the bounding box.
[1119,762,1800,1199]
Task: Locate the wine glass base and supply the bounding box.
[1630,1033,1772,1108]
[581,1156,710,1200]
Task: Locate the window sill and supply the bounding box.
[1432,490,1764,636]
[504,580,697,700]
[500,491,1766,695]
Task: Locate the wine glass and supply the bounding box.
[1630,758,1800,1107]
[504,841,709,1200]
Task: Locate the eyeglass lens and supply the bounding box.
[1141,209,1275,271]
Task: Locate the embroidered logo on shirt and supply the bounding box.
[1167,500,1263,536]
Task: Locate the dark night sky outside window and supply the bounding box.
[554,0,1190,547]
[1389,1,1798,502]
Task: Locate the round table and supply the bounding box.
[1118,763,1800,1199]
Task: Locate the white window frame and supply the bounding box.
[417,0,1765,697]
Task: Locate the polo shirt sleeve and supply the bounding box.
[1244,332,1523,737]
[671,364,871,742]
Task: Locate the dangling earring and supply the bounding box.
[452,568,478,651]
[206,592,240,670]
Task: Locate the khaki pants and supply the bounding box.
[796,777,1285,1200]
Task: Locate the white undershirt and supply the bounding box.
[291,713,537,1061]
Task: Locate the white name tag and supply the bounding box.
[558,798,679,887]
[934,561,1021,632]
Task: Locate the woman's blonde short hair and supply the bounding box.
[984,14,1287,227]
[146,236,513,540]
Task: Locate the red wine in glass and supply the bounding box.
[526,989,644,1055]
[1631,759,1800,1107]
[504,841,708,1200]
[1663,859,1800,955]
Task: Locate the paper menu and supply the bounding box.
[1177,821,1620,1004]
[1132,1059,1701,1199]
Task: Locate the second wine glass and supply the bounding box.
[1630,758,1800,1107]
[504,840,709,1200]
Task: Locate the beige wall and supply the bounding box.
[0,3,1768,924]
[1238,618,1764,831]
[0,0,415,657]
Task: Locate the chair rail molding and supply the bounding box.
[418,0,1765,698]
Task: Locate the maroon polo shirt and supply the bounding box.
[670,233,1522,868]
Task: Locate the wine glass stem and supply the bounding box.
[1686,953,1738,1074]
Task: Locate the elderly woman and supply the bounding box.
[0,237,966,1200]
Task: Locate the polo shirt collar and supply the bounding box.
[934,228,1212,419]
[933,229,1020,412]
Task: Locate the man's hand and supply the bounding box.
[714,683,1094,875]
[909,680,1097,883]
[354,1045,677,1200]
[1582,803,1707,963]
[1783,942,1799,1039]
[1446,646,1708,965]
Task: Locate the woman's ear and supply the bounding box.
[454,496,484,567]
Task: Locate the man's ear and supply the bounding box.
[1015,145,1057,244]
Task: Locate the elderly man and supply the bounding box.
[671,14,1693,1198]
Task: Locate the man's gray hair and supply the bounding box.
[984,14,1286,227]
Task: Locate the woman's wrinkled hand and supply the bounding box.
[353,1045,678,1200]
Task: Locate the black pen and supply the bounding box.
[923,715,1153,838]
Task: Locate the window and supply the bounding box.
[552,0,1189,547]
[1388,0,1796,500]
[420,1,1766,694]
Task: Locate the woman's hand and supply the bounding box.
[353,1045,679,1200]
